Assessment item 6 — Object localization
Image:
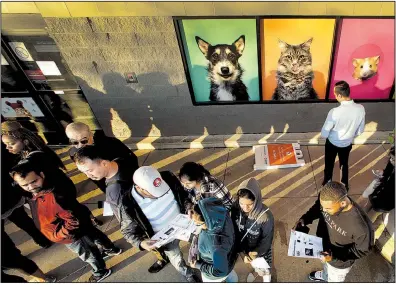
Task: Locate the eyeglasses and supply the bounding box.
[69,138,89,146]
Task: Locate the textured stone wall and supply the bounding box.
[44,16,395,140]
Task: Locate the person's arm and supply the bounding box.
[321,109,335,139]
[355,112,366,137]
[161,171,191,214]
[299,198,322,226]
[331,232,372,262]
[195,248,229,278]
[252,214,274,255]
[211,180,233,211]
[119,204,147,249]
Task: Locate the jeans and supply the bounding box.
[201,269,238,283]
[323,139,352,189]
[85,225,117,251]
[323,262,352,282]
[65,235,107,277]
[162,240,193,278]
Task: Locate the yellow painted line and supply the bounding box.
[350,151,388,179]
[230,170,272,195]
[54,146,71,155]
[61,156,71,162]
[375,222,387,240]
[70,172,89,184]
[133,149,153,157]
[150,149,200,170]
[65,161,77,172]
[380,234,394,263]
[197,149,230,166]
[258,126,275,144]
[190,127,209,149]
[211,149,253,176]
[77,188,104,203]
[4,222,21,235]
[349,145,382,169]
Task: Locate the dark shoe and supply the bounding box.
[88,269,112,282]
[44,276,57,282]
[186,274,201,283]
[92,218,103,227]
[308,271,325,282]
[102,247,122,259]
[148,259,169,273]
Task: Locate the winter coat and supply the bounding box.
[231,178,274,257]
[195,197,237,280]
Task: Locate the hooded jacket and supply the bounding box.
[195,197,237,280]
[231,178,274,257]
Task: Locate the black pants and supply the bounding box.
[322,139,352,189]
[7,206,52,247]
[85,225,117,251]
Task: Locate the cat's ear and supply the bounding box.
[352,59,359,67]
[195,36,210,57]
[233,35,245,55]
[278,39,288,52]
[374,55,380,64]
[301,38,313,51]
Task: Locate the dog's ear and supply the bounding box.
[352,58,360,67]
[195,36,210,57]
[233,35,245,55]
[301,38,313,51]
[278,39,289,53]
[374,55,380,65]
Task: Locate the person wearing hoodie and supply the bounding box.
[190,197,238,282]
[231,178,274,282]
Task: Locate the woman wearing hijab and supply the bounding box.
[190,197,238,282]
[231,178,275,282]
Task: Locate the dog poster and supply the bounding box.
[178,19,260,103]
[261,19,335,101]
[329,19,395,100]
[2,97,44,118]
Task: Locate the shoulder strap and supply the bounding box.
[240,208,269,243]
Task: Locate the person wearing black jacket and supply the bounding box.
[66,122,139,193]
[366,146,395,222]
[294,182,373,282]
[119,166,199,282]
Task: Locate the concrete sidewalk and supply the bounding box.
[4,144,395,282]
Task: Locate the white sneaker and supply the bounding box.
[309,270,325,282]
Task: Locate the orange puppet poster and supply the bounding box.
[254,143,305,170]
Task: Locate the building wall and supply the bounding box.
[2,2,395,140]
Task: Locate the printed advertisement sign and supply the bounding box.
[254,143,305,170]
[2,97,44,118]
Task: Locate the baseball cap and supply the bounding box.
[133,166,170,198]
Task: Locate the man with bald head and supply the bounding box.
[66,122,139,193]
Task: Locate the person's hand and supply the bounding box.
[140,239,157,251]
[189,259,197,268]
[243,255,252,264]
[320,251,332,262]
[248,251,258,260]
[293,218,305,230]
[187,209,194,219]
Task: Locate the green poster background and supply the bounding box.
[180,19,260,103]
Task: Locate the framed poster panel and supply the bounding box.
[260,18,336,101]
[329,18,395,100]
[2,97,45,119]
[176,18,260,104]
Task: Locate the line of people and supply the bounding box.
[1,80,394,283]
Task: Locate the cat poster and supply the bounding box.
[177,18,260,104]
[2,97,44,118]
[329,19,395,100]
[261,19,336,101]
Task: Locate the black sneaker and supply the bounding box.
[186,274,201,283]
[88,269,112,282]
[44,276,57,282]
[148,259,169,273]
[102,247,122,259]
[308,271,325,282]
[92,218,103,227]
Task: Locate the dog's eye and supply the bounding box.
[369,65,372,68]
[212,53,219,60]
[360,66,363,68]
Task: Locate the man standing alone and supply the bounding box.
[321,81,365,190]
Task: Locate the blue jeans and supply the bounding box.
[162,240,193,278]
[65,235,107,277]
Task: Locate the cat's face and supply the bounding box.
[277,38,313,75]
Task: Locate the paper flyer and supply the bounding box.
[151,214,197,248]
[103,202,114,217]
[288,230,323,259]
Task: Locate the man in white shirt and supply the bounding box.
[321,81,366,190]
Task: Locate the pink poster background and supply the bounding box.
[329,19,395,100]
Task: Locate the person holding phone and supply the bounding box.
[293,182,373,282]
